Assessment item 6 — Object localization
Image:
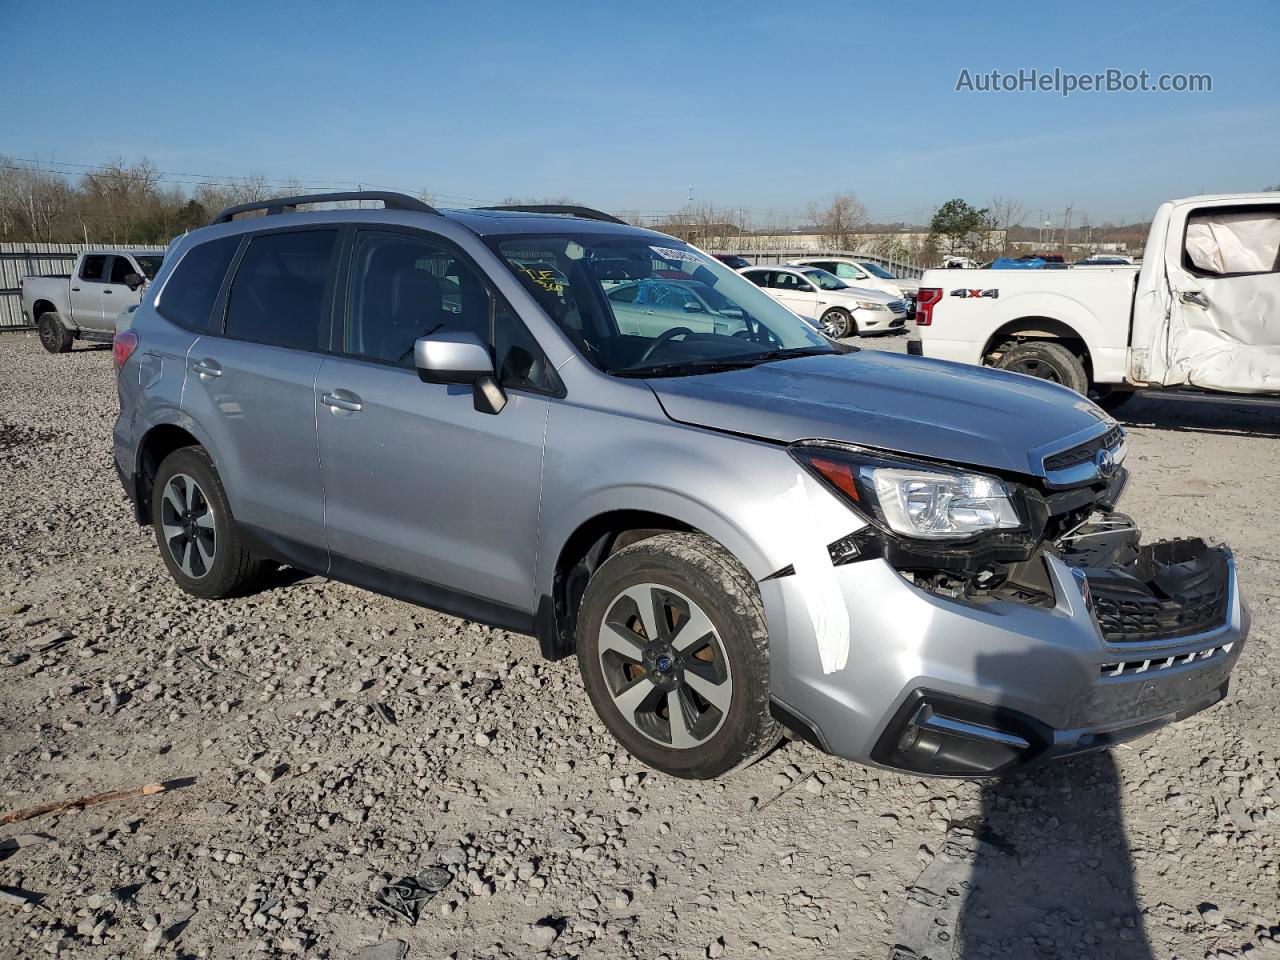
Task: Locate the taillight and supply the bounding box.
[113,330,139,370]
[914,288,942,326]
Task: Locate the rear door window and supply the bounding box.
[157,235,242,332]
[79,255,107,282]
[1184,206,1280,277]
[225,230,337,351]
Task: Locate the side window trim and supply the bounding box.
[341,224,564,398]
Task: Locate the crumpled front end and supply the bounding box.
[758,422,1249,777]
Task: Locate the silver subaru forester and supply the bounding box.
[112,193,1248,779]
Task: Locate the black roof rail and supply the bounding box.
[209,190,438,226]
[476,204,628,225]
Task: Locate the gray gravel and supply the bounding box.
[0,330,1277,959]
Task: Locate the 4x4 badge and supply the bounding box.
[949,288,998,298]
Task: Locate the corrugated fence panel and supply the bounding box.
[0,243,165,331]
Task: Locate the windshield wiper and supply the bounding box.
[613,347,835,379]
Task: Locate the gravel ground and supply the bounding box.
[0,330,1277,960]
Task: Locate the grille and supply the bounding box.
[886,299,908,315]
[1100,641,1235,677]
[1091,577,1229,644]
[1044,426,1123,472]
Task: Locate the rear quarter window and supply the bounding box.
[157,236,242,332]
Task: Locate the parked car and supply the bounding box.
[712,253,751,270]
[855,259,920,299]
[21,249,164,352]
[788,257,909,300]
[910,193,1280,405]
[741,265,908,337]
[114,191,1248,780]
[606,277,748,338]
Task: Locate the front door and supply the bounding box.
[180,228,337,561]
[772,271,820,319]
[95,255,145,332]
[317,227,555,614]
[70,254,108,330]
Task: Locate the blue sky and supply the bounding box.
[2,0,1276,226]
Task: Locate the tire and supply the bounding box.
[576,532,781,779]
[37,312,73,354]
[995,341,1089,395]
[1094,387,1136,413]
[151,447,266,599]
[819,308,854,339]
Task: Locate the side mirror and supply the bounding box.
[682,301,705,313]
[124,273,144,291]
[413,331,506,415]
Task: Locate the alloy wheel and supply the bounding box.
[39,319,58,351]
[160,473,216,579]
[598,583,733,749]
[1006,357,1062,382]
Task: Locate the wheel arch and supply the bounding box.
[981,315,1094,374]
[537,495,767,661]
[32,299,60,321]
[132,423,204,524]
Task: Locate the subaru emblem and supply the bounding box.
[1095,447,1117,479]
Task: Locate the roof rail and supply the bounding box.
[476,204,628,225]
[209,190,438,226]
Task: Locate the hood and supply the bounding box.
[646,350,1111,477]
[828,285,897,303]
[894,278,921,295]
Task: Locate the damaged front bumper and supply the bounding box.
[760,524,1248,778]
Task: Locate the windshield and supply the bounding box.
[489,233,835,375]
[800,268,848,291]
[134,255,164,279]
[857,261,896,279]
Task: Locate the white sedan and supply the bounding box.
[739,266,909,337]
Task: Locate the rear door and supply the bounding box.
[182,227,337,562]
[1156,201,1280,391]
[70,254,108,329]
[317,226,554,613]
[95,255,143,332]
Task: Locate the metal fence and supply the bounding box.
[704,247,926,279]
[0,242,166,330]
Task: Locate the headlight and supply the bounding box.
[790,445,1024,540]
[854,301,889,311]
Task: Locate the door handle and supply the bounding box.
[71,287,80,292]
[191,358,222,378]
[322,390,363,413]
[103,289,113,295]
[1179,289,1210,308]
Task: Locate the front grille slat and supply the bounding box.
[1044,426,1123,472]
[1090,577,1229,644]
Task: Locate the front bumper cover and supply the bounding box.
[761,532,1248,778]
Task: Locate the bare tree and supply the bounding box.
[988,196,1025,256]
[806,192,869,250]
[0,160,74,241]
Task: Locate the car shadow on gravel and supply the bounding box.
[1114,396,1280,440]
[955,752,1154,959]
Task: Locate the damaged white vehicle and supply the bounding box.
[909,193,1280,406]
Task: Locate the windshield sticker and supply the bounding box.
[650,245,703,264]
[519,266,564,294]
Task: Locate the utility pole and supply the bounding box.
[1062,205,1073,258]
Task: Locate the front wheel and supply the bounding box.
[819,308,855,339]
[576,533,781,779]
[37,312,73,353]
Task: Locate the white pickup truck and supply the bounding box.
[20,249,164,353]
[908,193,1279,408]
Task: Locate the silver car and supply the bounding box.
[112,192,1248,780]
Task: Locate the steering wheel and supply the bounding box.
[733,324,783,347]
[637,326,694,365]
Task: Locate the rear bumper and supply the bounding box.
[761,539,1248,778]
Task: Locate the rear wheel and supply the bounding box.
[820,308,854,339]
[152,447,265,599]
[576,533,781,779]
[995,341,1089,395]
[37,312,73,354]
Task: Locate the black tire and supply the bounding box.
[1094,387,1136,413]
[995,341,1089,395]
[576,532,781,779]
[37,312,73,354]
[151,446,265,599]
[820,308,855,339]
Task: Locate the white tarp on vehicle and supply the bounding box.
[1136,200,1280,393]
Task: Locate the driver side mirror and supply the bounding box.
[682,301,705,313]
[413,331,507,415]
[124,272,144,291]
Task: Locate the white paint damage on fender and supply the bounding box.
[768,472,865,674]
